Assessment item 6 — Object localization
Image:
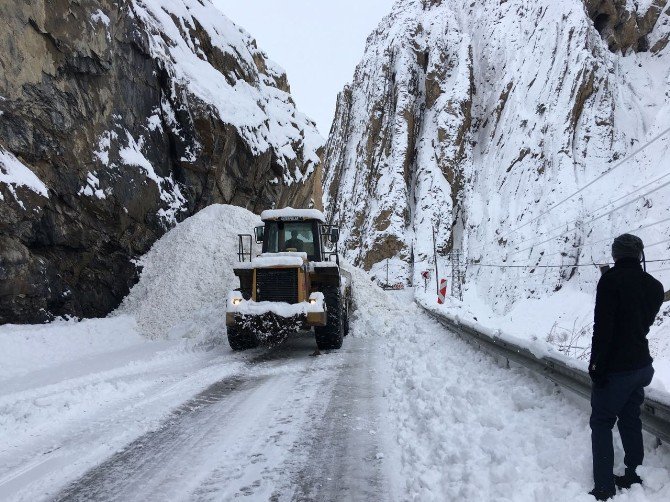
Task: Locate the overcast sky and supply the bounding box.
[213,0,395,137]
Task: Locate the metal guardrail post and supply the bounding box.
[421,306,670,444]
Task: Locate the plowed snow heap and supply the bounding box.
[226,208,352,350]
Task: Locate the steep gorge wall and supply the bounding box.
[323,0,670,312]
[0,0,323,323]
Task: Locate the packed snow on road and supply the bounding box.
[1,205,669,501]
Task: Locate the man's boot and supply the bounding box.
[588,487,616,501]
[615,468,643,489]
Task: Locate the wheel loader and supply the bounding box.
[226,208,352,351]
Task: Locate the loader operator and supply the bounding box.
[588,234,664,501]
[285,230,304,252]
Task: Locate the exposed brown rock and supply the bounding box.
[0,0,321,323]
[584,0,668,53]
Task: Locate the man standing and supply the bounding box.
[588,234,664,500]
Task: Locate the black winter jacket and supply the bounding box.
[589,258,664,377]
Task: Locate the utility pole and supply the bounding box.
[432,227,439,295]
[450,250,464,301]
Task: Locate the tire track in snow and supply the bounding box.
[48,334,392,501]
[284,337,392,502]
[51,375,260,502]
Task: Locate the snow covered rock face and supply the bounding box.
[323,0,670,310]
[0,0,323,323]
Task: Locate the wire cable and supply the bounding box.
[467,258,670,270]
[505,172,670,256]
[644,237,670,251]
[508,178,670,257]
[540,218,670,258]
[468,124,670,253]
[469,263,603,269]
[648,267,670,274]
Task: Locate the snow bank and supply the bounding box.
[416,282,670,395]
[0,316,142,381]
[359,287,670,501]
[119,204,261,340]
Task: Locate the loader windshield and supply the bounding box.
[264,221,317,259]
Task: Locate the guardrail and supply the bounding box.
[421,306,670,444]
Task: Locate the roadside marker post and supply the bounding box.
[421,270,430,292]
[437,279,447,304]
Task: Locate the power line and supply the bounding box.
[468,125,670,254]
[468,258,670,270]
[470,263,602,269]
[507,175,670,257]
[645,237,670,250]
[540,218,670,258]
[502,125,670,237]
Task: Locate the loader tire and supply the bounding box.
[315,286,344,350]
[227,323,259,351]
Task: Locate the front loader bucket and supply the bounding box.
[234,313,306,346]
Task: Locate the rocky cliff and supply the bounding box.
[323,0,670,313]
[0,0,323,323]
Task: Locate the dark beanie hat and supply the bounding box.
[612,233,644,261]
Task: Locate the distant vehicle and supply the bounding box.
[227,208,352,351]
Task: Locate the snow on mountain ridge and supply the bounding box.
[131,0,323,179]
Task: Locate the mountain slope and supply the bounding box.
[323,0,670,308]
[0,0,323,323]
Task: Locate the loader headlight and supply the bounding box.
[309,299,317,305]
[232,298,243,306]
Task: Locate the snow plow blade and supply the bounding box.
[226,311,326,348]
[226,311,327,331]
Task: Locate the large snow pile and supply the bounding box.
[119,204,261,340]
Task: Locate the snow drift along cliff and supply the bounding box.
[119,204,260,341]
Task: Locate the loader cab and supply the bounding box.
[260,219,319,259]
[254,209,340,264]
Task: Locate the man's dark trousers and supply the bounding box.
[590,364,654,492]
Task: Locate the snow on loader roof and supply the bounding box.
[260,207,326,222]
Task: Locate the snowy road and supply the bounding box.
[2,277,670,501]
[49,335,391,502]
[1,329,394,502]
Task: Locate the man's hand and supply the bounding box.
[589,363,608,388]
